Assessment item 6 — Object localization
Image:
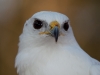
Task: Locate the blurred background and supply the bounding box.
[0,0,100,75]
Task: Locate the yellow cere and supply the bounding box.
[39,21,60,35]
[50,21,60,30]
[39,31,50,35]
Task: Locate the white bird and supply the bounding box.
[15,11,100,75]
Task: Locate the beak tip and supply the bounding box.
[55,37,58,42]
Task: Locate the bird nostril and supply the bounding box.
[55,24,59,26]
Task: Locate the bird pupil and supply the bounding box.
[63,22,69,31]
[33,19,43,29]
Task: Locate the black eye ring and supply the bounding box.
[33,19,43,29]
[63,22,69,31]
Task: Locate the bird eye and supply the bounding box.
[63,22,69,31]
[33,19,43,29]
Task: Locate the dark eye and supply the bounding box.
[33,19,43,29]
[63,22,69,31]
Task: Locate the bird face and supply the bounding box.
[38,21,60,42]
[22,11,73,44]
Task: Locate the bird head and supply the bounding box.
[20,11,76,47]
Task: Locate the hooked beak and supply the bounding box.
[50,26,59,42]
[39,21,60,42]
[50,21,60,42]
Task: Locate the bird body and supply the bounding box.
[15,11,100,75]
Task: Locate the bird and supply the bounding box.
[15,11,100,75]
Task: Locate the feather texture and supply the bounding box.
[15,11,100,75]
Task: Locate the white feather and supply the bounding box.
[15,11,100,75]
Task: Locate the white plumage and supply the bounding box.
[15,11,100,75]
